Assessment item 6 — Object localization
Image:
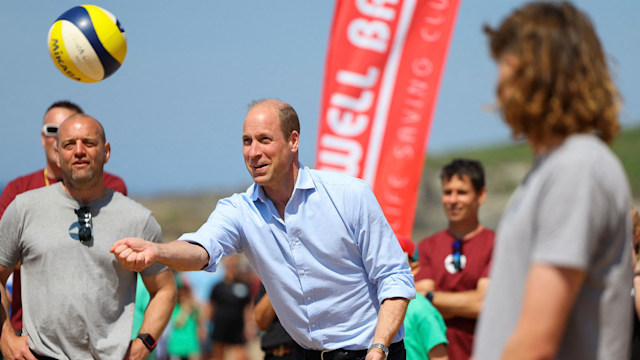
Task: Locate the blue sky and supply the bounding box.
[1,1,638,196]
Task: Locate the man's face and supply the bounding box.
[42,107,78,169]
[56,116,110,187]
[242,104,298,191]
[441,174,485,224]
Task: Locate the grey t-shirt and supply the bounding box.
[0,183,167,359]
[474,134,633,360]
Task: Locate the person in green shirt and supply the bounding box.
[399,236,449,360]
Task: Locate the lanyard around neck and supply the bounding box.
[44,168,51,186]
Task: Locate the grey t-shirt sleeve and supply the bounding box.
[530,159,607,269]
[0,200,21,268]
[139,213,168,276]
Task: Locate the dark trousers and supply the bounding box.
[293,340,405,360]
[266,354,293,360]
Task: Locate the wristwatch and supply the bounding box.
[137,333,157,351]
[368,343,389,360]
[426,291,434,303]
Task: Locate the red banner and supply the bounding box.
[315,0,460,238]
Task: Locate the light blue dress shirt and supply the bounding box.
[178,164,415,350]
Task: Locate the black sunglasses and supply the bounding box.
[74,207,92,243]
[452,238,463,272]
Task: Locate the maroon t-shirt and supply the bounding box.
[0,168,127,330]
[415,228,495,360]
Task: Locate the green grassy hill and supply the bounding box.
[138,125,639,241]
[412,125,640,239]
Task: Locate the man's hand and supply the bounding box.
[0,332,36,360]
[110,237,158,272]
[366,347,387,360]
[123,338,150,360]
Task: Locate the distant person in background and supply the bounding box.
[167,274,203,360]
[414,158,494,360]
[208,255,252,360]
[398,236,448,360]
[185,267,226,359]
[0,100,127,334]
[0,114,176,359]
[474,2,633,359]
[254,283,295,360]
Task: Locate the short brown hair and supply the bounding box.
[485,1,620,144]
[248,99,300,139]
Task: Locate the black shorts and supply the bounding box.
[211,318,246,344]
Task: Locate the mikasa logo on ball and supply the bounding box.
[47,5,127,83]
[49,38,81,81]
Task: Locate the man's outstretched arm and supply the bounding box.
[111,238,210,272]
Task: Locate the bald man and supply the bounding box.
[0,101,127,333]
[0,115,176,360]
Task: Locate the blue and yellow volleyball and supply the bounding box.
[47,5,127,83]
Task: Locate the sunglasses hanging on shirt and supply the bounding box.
[75,206,92,243]
[452,238,463,272]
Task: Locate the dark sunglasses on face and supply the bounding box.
[452,238,463,272]
[74,207,92,243]
[42,124,59,137]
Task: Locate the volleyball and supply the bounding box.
[47,5,127,83]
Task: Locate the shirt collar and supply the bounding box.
[248,162,314,203]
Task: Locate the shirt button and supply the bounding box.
[307,297,311,301]
[292,241,297,246]
[300,270,305,275]
[311,324,316,328]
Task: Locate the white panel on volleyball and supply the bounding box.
[61,20,104,81]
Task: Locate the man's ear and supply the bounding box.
[104,142,111,164]
[477,187,487,206]
[289,131,300,153]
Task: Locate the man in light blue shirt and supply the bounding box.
[112,99,415,360]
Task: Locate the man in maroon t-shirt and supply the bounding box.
[415,159,494,360]
[0,100,127,332]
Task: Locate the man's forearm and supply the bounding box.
[431,289,484,319]
[254,294,277,331]
[371,297,409,348]
[429,277,489,319]
[129,271,178,360]
[157,241,210,271]
[138,272,177,339]
[0,285,11,338]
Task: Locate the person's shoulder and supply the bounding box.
[407,293,440,318]
[419,229,449,245]
[109,190,153,215]
[478,226,496,240]
[543,134,628,190]
[4,169,45,191]
[208,189,255,217]
[548,134,618,170]
[309,168,370,191]
[10,183,57,209]
[416,230,449,253]
[223,188,254,205]
[103,171,128,195]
